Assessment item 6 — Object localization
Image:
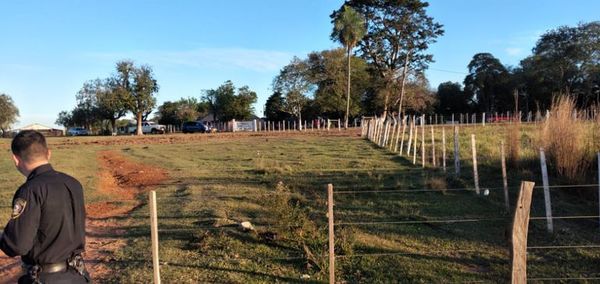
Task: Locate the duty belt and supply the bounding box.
[22,262,68,274]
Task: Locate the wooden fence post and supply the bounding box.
[407,118,414,155]
[398,117,407,153]
[413,123,418,165]
[327,184,335,284]
[149,190,161,284]
[539,148,554,233]
[510,181,536,284]
[442,127,446,172]
[431,125,436,167]
[598,153,600,232]
[421,116,425,168]
[501,141,510,212]
[454,126,460,177]
[471,134,480,194]
[389,121,397,151]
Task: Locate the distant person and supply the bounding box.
[0,130,90,283]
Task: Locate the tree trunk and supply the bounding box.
[298,112,302,131]
[397,50,412,118]
[345,46,352,129]
[136,112,143,136]
[111,118,117,135]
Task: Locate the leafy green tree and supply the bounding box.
[0,93,19,135]
[306,49,370,119]
[337,0,444,118]
[97,77,128,134]
[202,81,257,121]
[119,62,159,135]
[273,57,312,129]
[520,22,600,108]
[331,5,367,128]
[156,97,202,125]
[435,82,471,115]
[264,92,289,121]
[464,53,510,113]
[74,80,102,130]
[55,110,73,128]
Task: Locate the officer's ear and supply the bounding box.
[11,154,21,168]
[46,149,52,161]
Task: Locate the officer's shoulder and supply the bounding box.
[54,171,83,186]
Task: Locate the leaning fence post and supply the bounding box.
[511,181,536,284]
[501,141,510,212]
[327,184,335,284]
[149,190,161,284]
[539,148,554,233]
[413,122,418,165]
[454,126,460,177]
[471,134,480,194]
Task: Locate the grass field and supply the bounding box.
[1,126,599,283]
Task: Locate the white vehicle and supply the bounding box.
[127,121,166,134]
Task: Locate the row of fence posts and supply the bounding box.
[147,162,599,283]
[144,122,600,283]
[244,119,346,132]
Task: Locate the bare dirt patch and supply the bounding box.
[0,151,167,283]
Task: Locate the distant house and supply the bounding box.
[16,124,64,137]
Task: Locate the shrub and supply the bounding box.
[540,96,591,183]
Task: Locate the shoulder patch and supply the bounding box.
[11,198,27,219]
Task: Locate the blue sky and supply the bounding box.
[1,1,598,129]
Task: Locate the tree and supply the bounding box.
[201,81,257,121]
[435,82,471,115]
[156,98,202,126]
[307,49,371,120]
[336,0,444,118]
[0,93,19,135]
[273,57,312,129]
[331,5,367,128]
[55,110,73,128]
[96,77,128,134]
[464,53,510,113]
[264,92,289,121]
[519,22,600,108]
[119,62,159,135]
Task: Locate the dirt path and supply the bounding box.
[0,151,167,283]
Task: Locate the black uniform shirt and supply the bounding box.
[0,164,86,265]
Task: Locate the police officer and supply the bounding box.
[0,130,91,283]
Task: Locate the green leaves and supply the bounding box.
[0,93,19,133]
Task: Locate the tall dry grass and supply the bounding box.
[540,96,591,183]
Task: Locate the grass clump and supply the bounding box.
[540,96,591,183]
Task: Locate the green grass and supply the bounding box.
[1,127,599,283]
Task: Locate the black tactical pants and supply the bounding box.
[18,268,91,284]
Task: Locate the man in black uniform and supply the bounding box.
[0,130,90,283]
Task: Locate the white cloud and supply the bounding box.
[85,47,294,72]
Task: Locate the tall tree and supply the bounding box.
[464,53,510,113]
[331,5,367,128]
[435,81,471,115]
[306,49,370,119]
[273,57,313,129]
[0,93,19,135]
[520,21,600,108]
[201,81,257,121]
[97,77,128,134]
[264,92,289,121]
[337,0,444,118]
[120,62,159,135]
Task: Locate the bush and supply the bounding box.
[540,96,591,183]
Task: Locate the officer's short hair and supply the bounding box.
[11,130,49,162]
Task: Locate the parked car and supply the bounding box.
[182,121,208,133]
[127,121,166,134]
[67,127,89,136]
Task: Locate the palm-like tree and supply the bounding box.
[332,5,366,129]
